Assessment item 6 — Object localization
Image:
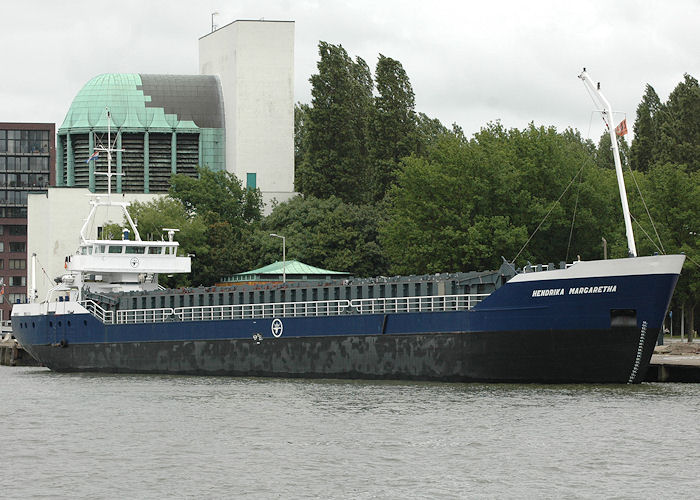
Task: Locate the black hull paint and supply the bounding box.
[29,327,656,383]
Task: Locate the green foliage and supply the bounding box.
[657,74,700,172]
[594,131,630,170]
[101,222,125,240]
[414,112,451,154]
[293,102,310,188]
[169,166,262,226]
[380,123,626,274]
[257,195,388,277]
[167,166,263,285]
[295,42,373,203]
[629,164,700,306]
[629,73,699,328]
[368,54,419,202]
[631,74,699,173]
[630,84,662,171]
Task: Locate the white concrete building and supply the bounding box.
[28,189,161,302]
[199,20,296,208]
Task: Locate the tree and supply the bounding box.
[256,195,388,277]
[629,163,700,338]
[594,131,630,171]
[414,112,451,156]
[627,74,699,336]
[368,54,418,201]
[380,123,624,275]
[294,102,310,187]
[656,73,700,172]
[162,167,263,285]
[295,42,373,204]
[630,84,662,172]
[169,166,262,226]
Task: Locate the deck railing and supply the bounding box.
[81,300,114,323]
[88,294,488,325]
[351,294,487,314]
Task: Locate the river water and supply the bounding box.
[2,366,699,499]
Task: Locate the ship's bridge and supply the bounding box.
[68,239,191,275]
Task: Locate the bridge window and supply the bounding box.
[125,246,145,254]
[108,245,123,254]
[148,246,163,255]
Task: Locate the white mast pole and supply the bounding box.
[579,69,637,257]
[107,109,112,198]
[31,253,37,303]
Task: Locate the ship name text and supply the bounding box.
[532,284,617,297]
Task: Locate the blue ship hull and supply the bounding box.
[11,256,683,383]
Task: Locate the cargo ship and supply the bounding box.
[10,71,686,382]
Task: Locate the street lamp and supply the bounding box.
[270,233,286,283]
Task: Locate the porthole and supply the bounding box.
[83,320,87,326]
[68,321,71,327]
[32,322,35,328]
[58,321,62,327]
[49,321,53,327]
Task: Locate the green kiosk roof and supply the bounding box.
[221,260,350,283]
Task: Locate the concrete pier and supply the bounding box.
[645,341,700,382]
[0,338,40,367]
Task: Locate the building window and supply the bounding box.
[0,242,3,252]
[9,259,25,270]
[8,225,26,236]
[246,172,256,190]
[9,242,25,253]
[10,276,25,287]
[8,293,25,304]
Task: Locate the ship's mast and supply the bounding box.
[579,69,637,257]
[81,108,142,243]
[94,108,123,198]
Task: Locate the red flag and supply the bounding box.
[615,119,628,136]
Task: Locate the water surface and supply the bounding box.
[2,366,699,498]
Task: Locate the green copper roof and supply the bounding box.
[59,73,224,133]
[247,260,347,275]
[222,260,349,282]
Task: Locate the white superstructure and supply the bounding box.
[54,197,190,300]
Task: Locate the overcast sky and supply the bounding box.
[1,0,697,142]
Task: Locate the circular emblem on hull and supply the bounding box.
[130,257,140,268]
[271,318,283,337]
